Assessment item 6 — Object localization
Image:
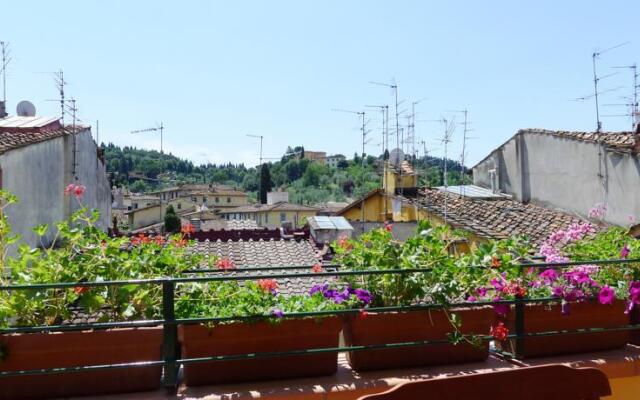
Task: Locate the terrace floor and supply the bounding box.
[74,346,640,400]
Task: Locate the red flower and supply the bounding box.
[359,309,369,319]
[73,185,86,199]
[172,238,188,248]
[490,322,509,342]
[491,256,501,268]
[257,279,279,293]
[64,184,75,195]
[154,236,165,245]
[312,263,323,273]
[384,222,394,232]
[217,258,235,270]
[74,286,89,295]
[181,223,195,236]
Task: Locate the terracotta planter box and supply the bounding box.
[178,317,342,386]
[496,300,629,358]
[343,307,493,372]
[629,308,640,345]
[0,327,163,400]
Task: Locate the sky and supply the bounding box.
[1,1,639,167]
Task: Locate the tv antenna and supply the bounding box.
[370,79,407,197]
[366,104,389,214]
[591,42,629,132]
[246,134,264,203]
[436,117,455,222]
[333,108,368,227]
[611,63,639,130]
[1,41,11,105]
[132,122,165,154]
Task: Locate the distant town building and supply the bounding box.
[472,128,640,227]
[0,115,111,249]
[303,150,327,165]
[220,202,319,229]
[326,154,346,168]
[267,191,289,205]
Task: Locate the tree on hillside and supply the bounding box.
[129,180,149,193]
[164,205,181,233]
[259,164,273,204]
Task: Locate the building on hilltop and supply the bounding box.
[0,115,111,249]
[472,128,640,228]
[303,150,327,164]
[326,154,346,168]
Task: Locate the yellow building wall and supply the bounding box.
[187,194,248,208]
[259,210,318,228]
[128,205,165,230]
[340,193,390,222]
[168,197,197,213]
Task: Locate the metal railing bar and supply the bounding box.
[0,319,164,334]
[0,360,165,378]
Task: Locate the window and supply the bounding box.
[280,212,286,222]
[133,203,138,209]
[227,197,231,203]
[177,203,181,210]
[191,196,196,202]
[215,197,220,203]
[202,196,207,203]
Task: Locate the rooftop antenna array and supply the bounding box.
[332,108,368,228]
[438,117,455,222]
[446,108,475,196]
[609,63,639,130]
[365,104,389,212]
[589,42,629,132]
[1,41,11,106]
[131,122,165,154]
[54,70,66,124]
[246,134,264,203]
[370,80,407,200]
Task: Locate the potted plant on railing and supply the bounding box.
[175,279,370,385]
[333,221,505,372]
[0,187,201,399]
[486,222,636,358]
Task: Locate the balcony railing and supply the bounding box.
[1,257,640,391]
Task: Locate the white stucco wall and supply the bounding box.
[473,131,640,226]
[0,128,111,250]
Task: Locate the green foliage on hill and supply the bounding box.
[102,143,471,204]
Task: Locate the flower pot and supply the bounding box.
[629,307,640,345]
[343,307,493,372]
[178,317,341,386]
[0,327,163,400]
[496,300,629,358]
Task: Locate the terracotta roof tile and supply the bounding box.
[416,189,593,245]
[187,239,330,295]
[0,125,86,155]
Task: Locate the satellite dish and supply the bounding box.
[388,148,405,166]
[16,101,36,117]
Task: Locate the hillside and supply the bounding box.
[102,143,470,204]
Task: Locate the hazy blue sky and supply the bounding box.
[1,1,639,167]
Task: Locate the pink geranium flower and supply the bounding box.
[598,286,615,305]
[620,245,630,259]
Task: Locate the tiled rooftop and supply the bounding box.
[220,201,319,214]
[416,188,591,245]
[188,239,329,295]
[520,128,637,151]
[0,124,86,155]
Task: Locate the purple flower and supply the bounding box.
[539,269,558,283]
[551,285,564,298]
[271,308,284,318]
[466,295,477,302]
[490,278,505,292]
[493,297,509,317]
[621,245,630,260]
[309,283,329,296]
[477,287,488,297]
[353,288,373,305]
[598,286,615,305]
